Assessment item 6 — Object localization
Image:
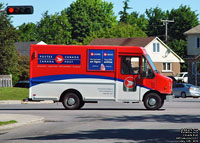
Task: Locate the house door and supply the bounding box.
[116,55,141,101]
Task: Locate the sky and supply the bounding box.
[1,0,200,27]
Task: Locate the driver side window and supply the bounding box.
[142,56,155,78]
[121,56,139,75]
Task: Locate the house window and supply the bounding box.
[195,37,200,48]
[153,43,160,52]
[157,43,160,52]
[162,62,172,72]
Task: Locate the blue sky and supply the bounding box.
[1,0,200,27]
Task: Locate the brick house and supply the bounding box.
[89,37,184,76]
[184,25,200,85]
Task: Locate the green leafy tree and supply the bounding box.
[0,3,19,84]
[168,39,187,71]
[119,1,148,31]
[127,12,148,31]
[83,23,146,44]
[145,7,167,40]
[17,55,29,80]
[119,0,132,23]
[18,22,38,42]
[168,5,199,41]
[168,39,187,58]
[145,5,199,42]
[167,5,199,66]
[66,0,117,43]
[37,11,72,44]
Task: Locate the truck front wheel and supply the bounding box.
[143,93,162,110]
[62,93,81,110]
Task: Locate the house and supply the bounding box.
[15,41,46,57]
[89,37,184,76]
[184,25,200,85]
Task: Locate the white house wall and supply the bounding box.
[144,39,181,63]
[187,34,200,55]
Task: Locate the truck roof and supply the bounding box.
[31,45,147,55]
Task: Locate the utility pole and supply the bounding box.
[161,19,174,43]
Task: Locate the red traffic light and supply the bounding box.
[6,6,33,15]
[8,8,14,13]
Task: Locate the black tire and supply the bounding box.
[143,93,162,110]
[78,101,85,109]
[181,92,186,98]
[62,93,81,110]
[193,97,199,98]
[158,100,164,109]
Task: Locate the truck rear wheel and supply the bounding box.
[62,93,81,110]
[78,101,85,109]
[143,93,162,110]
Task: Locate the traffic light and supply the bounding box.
[6,6,33,15]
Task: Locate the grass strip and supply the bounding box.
[0,120,17,126]
[0,87,28,100]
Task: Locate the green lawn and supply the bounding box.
[0,87,28,100]
[0,120,17,126]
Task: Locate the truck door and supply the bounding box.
[116,55,141,101]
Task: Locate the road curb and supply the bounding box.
[22,100,54,104]
[0,100,21,104]
[0,114,44,131]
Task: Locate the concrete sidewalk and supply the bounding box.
[0,100,54,104]
[0,100,50,131]
[0,114,44,131]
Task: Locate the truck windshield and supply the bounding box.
[146,54,158,73]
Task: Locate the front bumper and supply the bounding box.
[189,92,200,97]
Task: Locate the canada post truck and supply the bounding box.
[29,45,172,110]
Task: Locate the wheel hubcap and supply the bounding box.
[149,98,156,106]
[182,93,185,97]
[68,98,75,105]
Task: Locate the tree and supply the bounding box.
[0,3,19,84]
[145,7,167,40]
[18,22,38,42]
[168,39,187,58]
[66,0,117,43]
[145,5,199,42]
[83,23,146,44]
[168,39,187,71]
[17,55,29,80]
[37,11,72,45]
[119,0,132,23]
[127,12,148,31]
[168,5,199,41]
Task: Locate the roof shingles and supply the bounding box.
[89,37,156,47]
[15,41,39,56]
[184,25,200,35]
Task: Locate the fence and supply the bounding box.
[0,75,12,87]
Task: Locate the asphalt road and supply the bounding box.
[0,98,200,143]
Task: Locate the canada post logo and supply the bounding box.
[38,54,81,65]
[90,52,94,56]
[55,55,64,64]
[124,77,136,89]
